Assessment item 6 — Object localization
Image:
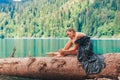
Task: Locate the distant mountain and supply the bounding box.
[0,0,119,38]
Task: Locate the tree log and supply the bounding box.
[0,54,120,80]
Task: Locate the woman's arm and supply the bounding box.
[59,44,79,55]
[48,40,73,57]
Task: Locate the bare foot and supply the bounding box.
[46,52,59,57]
[55,54,63,57]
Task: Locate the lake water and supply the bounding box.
[0,38,120,58]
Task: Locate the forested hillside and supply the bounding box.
[0,0,120,38]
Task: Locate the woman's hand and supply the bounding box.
[58,49,65,56]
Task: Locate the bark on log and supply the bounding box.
[0,54,120,80]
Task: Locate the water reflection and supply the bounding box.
[0,38,120,58]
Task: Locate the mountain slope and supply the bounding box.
[0,0,119,38]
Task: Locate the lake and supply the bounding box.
[0,38,120,58]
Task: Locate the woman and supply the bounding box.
[58,28,86,56]
[49,28,105,74]
[49,28,85,56]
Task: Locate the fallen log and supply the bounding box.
[0,54,120,80]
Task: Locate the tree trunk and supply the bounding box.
[0,54,120,80]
